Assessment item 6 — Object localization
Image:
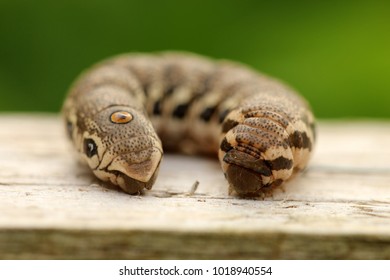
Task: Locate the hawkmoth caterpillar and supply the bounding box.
[62,52,315,195]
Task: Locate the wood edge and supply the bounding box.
[1,228,389,260]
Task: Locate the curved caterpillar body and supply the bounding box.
[62,52,315,196]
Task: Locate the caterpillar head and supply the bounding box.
[68,106,162,194]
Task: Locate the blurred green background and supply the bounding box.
[0,0,389,118]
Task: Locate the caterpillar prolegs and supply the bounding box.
[62,52,315,196]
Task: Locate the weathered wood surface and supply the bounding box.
[0,114,390,259]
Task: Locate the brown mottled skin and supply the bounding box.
[62,52,315,195]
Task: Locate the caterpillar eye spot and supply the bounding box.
[110,111,133,124]
[84,138,98,158]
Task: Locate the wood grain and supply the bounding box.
[0,114,390,259]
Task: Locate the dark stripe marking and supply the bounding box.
[200,106,216,122]
[301,131,312,151]
[267,156,293,171]
[153,100,162,115]
[220,137,233,152]
[288,131,302,149]
[221,119,239,133]
[289,131,312,151]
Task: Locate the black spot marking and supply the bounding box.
[153,100,162,115]
[172,103,189,119]
[267,156,293,170]
[222,119,239,133]
[200,106,216,122]
[220,137,233,152]
[84,138,98,158]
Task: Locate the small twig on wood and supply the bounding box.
[187,180,199,196]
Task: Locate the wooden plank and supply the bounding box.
[0,114,390,259]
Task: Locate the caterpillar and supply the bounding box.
[62,52,315,196]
